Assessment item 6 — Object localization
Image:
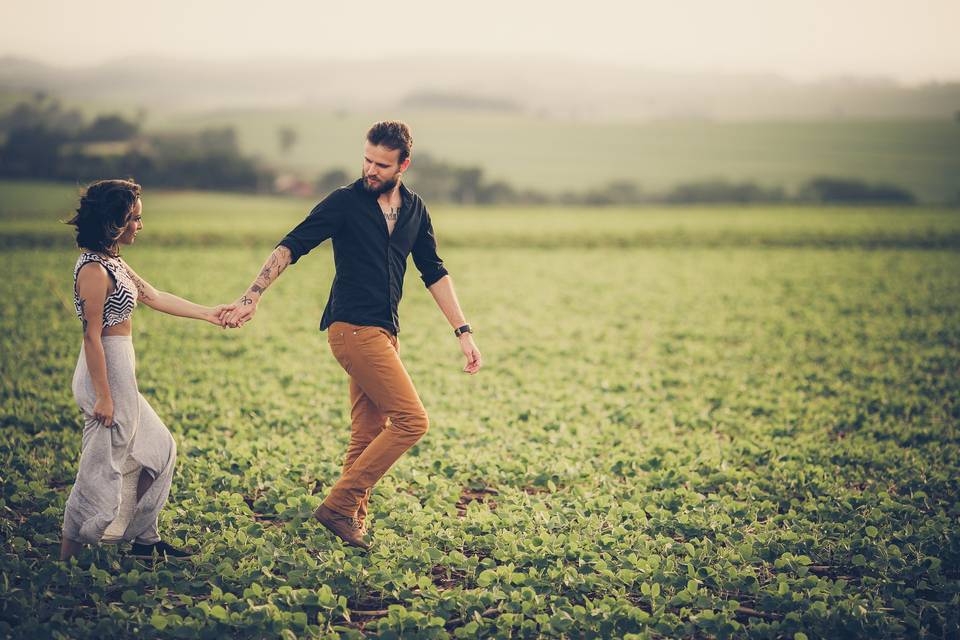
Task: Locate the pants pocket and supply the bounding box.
[328,326,347,348]
[329,337,352,374]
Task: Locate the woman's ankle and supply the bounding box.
[60,537,83,560]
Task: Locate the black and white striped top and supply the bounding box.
[73,252,138,327]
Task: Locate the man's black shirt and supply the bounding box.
[277,179,448,335]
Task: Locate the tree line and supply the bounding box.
[308,156,917,206]
[0,95,272,191]
[0,94,919,205]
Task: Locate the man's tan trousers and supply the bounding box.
[322,322,429,521]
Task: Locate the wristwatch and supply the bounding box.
[454,324,472,337]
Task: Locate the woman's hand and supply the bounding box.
[93,395,114,427]
[207,304,236,327]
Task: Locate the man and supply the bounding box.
[221,121,482,550]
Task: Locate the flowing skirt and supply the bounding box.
[62,336,177,545]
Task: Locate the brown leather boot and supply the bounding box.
[313,504,370,551]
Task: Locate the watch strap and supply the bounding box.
[454,324,472,337]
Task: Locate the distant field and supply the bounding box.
[3,180,959,252]
[152,109,960,203]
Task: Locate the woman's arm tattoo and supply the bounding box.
[126,269,153,301]
[79,297,88,333]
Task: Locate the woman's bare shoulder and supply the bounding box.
[76,259,111,286]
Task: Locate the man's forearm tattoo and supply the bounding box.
[248,248,290,297]
[240,295,254,306]
[256,259,275,282]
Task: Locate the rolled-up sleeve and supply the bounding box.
[411,209,449,287]
[277,190,346,264]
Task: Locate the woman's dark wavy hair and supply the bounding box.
[65,179,141,256]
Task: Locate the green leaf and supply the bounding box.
[150,613,168,630]
[476,569,497,587]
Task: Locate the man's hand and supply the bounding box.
[219,246,291,328]
[459,333,482,374]
[220,294,258,328]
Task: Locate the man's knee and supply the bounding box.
[415,411,429,437]
[397,408,429,439]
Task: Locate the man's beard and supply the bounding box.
[362,174,398,195]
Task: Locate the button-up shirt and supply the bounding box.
[277,179,448,334]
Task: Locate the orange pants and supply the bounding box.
[322,322,430,520]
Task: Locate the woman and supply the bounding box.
[61,179,228,561]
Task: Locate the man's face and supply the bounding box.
[362,142,410,195]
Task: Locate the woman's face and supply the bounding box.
[117,198,143,245]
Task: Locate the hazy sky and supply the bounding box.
[1,0,957,83]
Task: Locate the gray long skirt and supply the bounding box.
[62,336,177,545]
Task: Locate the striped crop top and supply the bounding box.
[73,252,138,327]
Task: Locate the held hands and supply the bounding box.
[219,294,258,328]
[460,333,482,375]
[205,304,235,327]
[93,395,114,427]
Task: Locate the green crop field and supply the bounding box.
[153,109,960,203]
[1,180,959,638]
